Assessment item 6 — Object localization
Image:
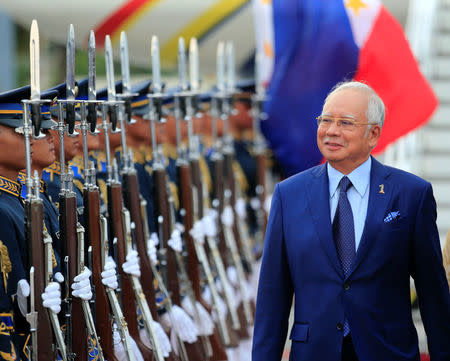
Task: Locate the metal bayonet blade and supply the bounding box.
[105,35,116,100]
[177,37,188,91]
[189,37,200,92]
[88,30,96,101]
[30,20,40,101]
[216,41,225,92]
[120,31,131,95]
[225,41,235,92]
[66,24,76,100]
[151,35,162,93]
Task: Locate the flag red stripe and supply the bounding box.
[354,5,438,154]
[94,0,155,47]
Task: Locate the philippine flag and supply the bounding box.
[257,0,438,177]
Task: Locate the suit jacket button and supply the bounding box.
[343,283,350,291]
[337,323,343,331]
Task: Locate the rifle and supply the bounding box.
[24,19,63,360]
[99,215,136,361]
[149,35,204,361]
[210,91,248,339]
[174,38,229,358]
[84,161,119,361]
[104,33,154,360]
[251,51,269,250]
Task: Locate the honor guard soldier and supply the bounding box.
[0,85,62,360]
[42,82,84,220]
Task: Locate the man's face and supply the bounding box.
[31,130,56,169]
[317,88,381,174]
[0,125,27,171]
[49,128,82,162]
[126,115,150,143]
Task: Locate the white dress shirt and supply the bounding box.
[328,157,371,250]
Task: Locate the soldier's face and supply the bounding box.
[86,118,102,151]
[126,115,151,143]
[49,129,82,162]
[317,88,381,174]
[31,130,56,169]
[0,125,27,171]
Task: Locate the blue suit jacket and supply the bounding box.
[252,158,450,361]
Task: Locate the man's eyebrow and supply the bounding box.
[321,112,356,119]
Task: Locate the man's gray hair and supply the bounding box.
[324,81,385,128]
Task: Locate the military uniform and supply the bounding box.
[0,85,58,360]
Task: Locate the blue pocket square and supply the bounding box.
[384,211,400,223]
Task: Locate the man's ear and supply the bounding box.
[368,124,381,149]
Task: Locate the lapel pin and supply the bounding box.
[379,184,385,194]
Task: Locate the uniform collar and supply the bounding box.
[17,172,46,198]
[328,157,371,198]
[0,175,21,197]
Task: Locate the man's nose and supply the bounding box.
[326,120,341,136]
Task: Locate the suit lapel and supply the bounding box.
[306,164,344,278]
[348,157,393,278]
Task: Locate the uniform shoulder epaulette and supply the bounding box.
[130,146,146,165]
[0,176,20,198]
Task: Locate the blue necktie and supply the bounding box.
[333,176,355,336]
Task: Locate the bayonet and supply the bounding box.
[151,36,162,93]
[189,38,200,92]
[66,24,77,135]
[29,19,44,138]
[119,31,136,124]
[87,30,99,134]
[104,35,120,132]
[178,37,188,91]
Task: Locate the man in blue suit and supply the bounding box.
[252,81,450,361]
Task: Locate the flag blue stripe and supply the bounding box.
[263,0,360,176]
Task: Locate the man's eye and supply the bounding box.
[341,120,354,127]
[321,118,333,124]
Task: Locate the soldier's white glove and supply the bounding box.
[227,266,238,288]
[235,198,247,219]
[168,229,182,253]
[189,221,204,244]
[153,320,172,357]
[42,282,61,314]
[202,286,228,322]
[201,212,217,237]
[250,197,261,210]
[122,250,141,277]
[221,206,234,227]
[71,267,93,301]
[17,279,30,316]
[160,305,198,343]
[181,297,214,336]
[53,272,64,283]
[101,256,118,290]
[147,233,159,264]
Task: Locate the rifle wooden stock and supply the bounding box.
[126,173,181,361]
[256,153,268,230]
[25,199,54,359]
[152,169,180,306]
[153,167,205,360]
[177,164,201,300]
[60,193,88,360]
[210,157,228,265]
[179,162,228,360]
[189,159,204,219]
[211,156,250,339]
[122,172,159,319]
[108,182,154,360]
[84,187,118,361]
